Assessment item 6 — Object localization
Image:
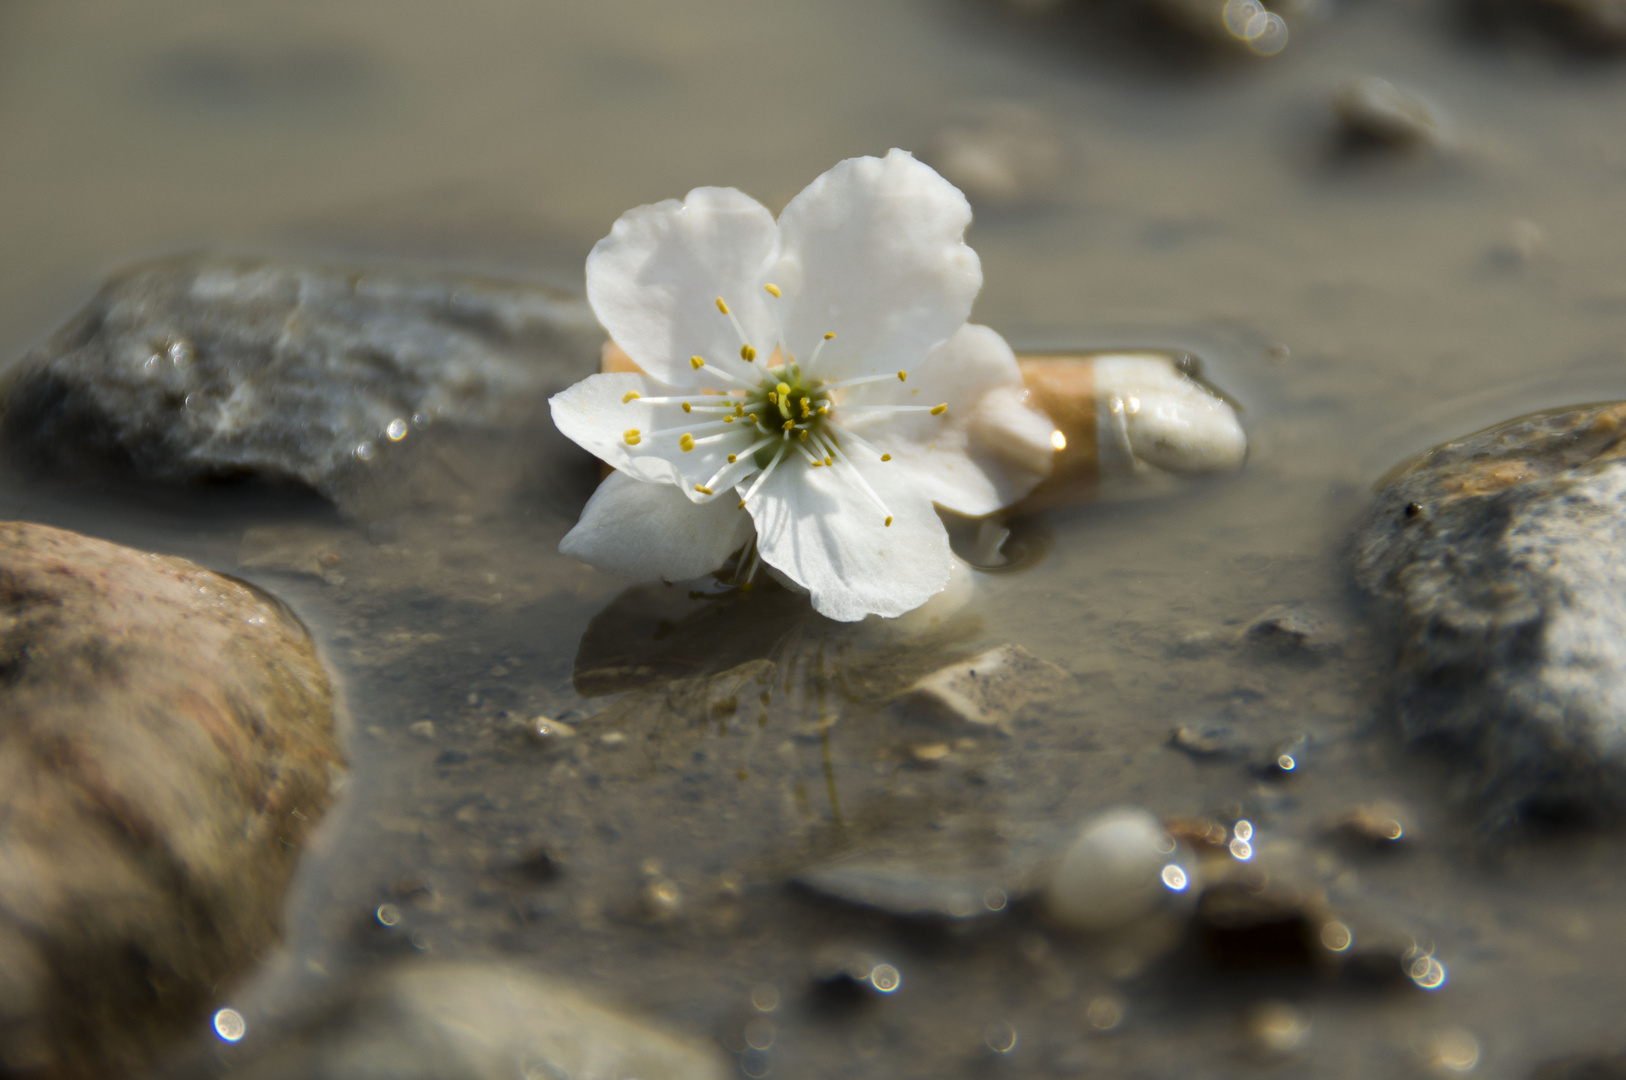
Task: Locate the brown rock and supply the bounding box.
[0,522,343,1079]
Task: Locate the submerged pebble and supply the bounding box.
[225,962,727,1080]
[1354,402,1626,828]
[1332,76,1449,151]
[1043,808,1196,932]
[894,643,1075,735]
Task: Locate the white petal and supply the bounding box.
[586,187,778,386]
[743,456,953,622]
[774,149,981,380]
[549,372,764,500]
[835,324,1050,516]
[561,470,754,581]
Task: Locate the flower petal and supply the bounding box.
[743,454,953,622]
[586,187,778,386]
[837,324,1051,516]
[774,149,981,380]
[561,469,754,581]
[549,372,766,500]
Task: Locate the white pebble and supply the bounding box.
[1093,355,1246,475]
[1043,807,1195,932]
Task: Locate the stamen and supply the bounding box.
[782,419,795,431]
[898,371,908,382]
[764,283,782,298]
[695,484,713,495]
[821,371,908,392]
[623,429,641,445]
[630,393,745,405]
[715,296,770,377]
[645,419,735,438]
[705,436,773,491]
[820,432,895,525]
[622,391,641,403]
[691,355,706,369]
[679,434,695,452]
[931,403,948,415]
[799,428,809,441]
[802,331,836,373]
[682,401,692,413]
[741,345,756,362]
[738,442,789,508]
[825,420,888,461]
[795,441,823,467]
[715,297,730,315]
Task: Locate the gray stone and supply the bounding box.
[1354,402,1626,828]
[225,962,728,1080]
[0,255,601,514]
[0,521,342,1079]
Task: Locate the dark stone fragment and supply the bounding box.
[1194,882,1319,969]
[1354,402,1626,829]
[0,255,601,515]
[1532,1052,1626,1079]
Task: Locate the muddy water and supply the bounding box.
[4,1,1626,1077]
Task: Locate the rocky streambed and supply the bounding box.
[3,252,1626,1080]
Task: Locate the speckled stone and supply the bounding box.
[1354,402,1626,829]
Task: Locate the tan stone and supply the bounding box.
[0,522,343,1079]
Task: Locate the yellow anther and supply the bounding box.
[741,344,756,361]
[764,283,782,297]
[800,399,811,418]
[799,428,809,441]
[737,499,747,509]
[740,581,754,591]
[885,516,893,527]
[897,370,907,382]
[716,297,730,315]
[727,454,738,463]
[682,401,692,413]
[823,457,833,466]
[776,382,791,397]
[622,391,641,403]
[695,484,713,495]
[818,404,830,415]
[767,391,778,404]
[624,429,641,445]
[782,419,794,431]
[679,433,695,452]
[691,355,705,370]
[734,403,745,416]
[881,453,892,462]
[930,403,948,416]
[824,332,835,340]
[724,415,735,423]
[810,460,822,467]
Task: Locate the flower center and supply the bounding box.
[744,367,833,467]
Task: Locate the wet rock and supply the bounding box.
[1354,402,1626,828]
[893,644,1074,736]
[929,104,1066,209]
[226,962,728,1080]
[1532,1051,1626,1079]
[794,856,1016,922]
[1043,808,1196,932]
[1242,604,1347,655]
[0,522,341,1079]
[1331,77,1449,151]
[0,255,600,514]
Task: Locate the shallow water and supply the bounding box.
[4,1,1626,1076]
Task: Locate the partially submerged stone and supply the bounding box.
[226,962,728,1080]
[0,255,600,514]
[1354,402,1626,828]
[892,644,1074,736]
[1331,76,1449,151]
[0,522,342,1079]
[1014,351,1247,511]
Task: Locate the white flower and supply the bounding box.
[550,149,1049,622]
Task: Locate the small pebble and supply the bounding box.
[1332,76,1448,150]
[1246,1001,1311,1055]
[1043,807,1196,932]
